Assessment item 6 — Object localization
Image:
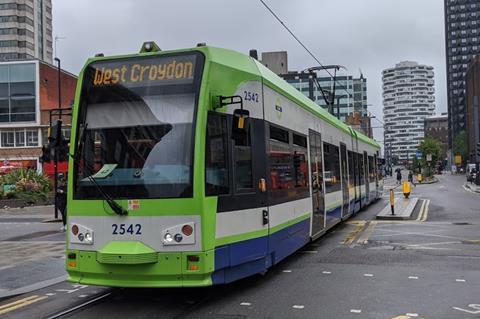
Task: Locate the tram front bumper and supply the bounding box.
[66,249,214,288]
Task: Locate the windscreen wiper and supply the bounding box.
[71,124,128,216]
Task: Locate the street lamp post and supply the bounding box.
[53,57,61,220]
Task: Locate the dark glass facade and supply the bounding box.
[445,0,480,149]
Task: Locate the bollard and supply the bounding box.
[389,189,395,215]
[402,181,411,199]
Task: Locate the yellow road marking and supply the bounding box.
[0,295,40,311]
[0,295,47,315]
[357,221,377,244]
[343,221,366,245]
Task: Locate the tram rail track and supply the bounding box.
[45,291,112,319]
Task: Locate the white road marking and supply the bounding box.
[363,274,374,277]
[408,276,419,279]
[55,284,88,294]
[350,309,362,313]
[240,302,251,306]
[421,200,430,222]
[78,295,88,298]
[453,304,480,314]
[456,279,466,282]
[322,271,331,274]
[300,250,318,254]
[282,270,292,273]
[406,313,419,317]
[292,305,304,309]
[45,293,56,296]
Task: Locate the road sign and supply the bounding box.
[426,154,432,162]
[416,151,423,159]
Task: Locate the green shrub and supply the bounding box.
[0,169,52,204]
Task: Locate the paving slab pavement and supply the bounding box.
[0,205,67,299]
[376,197,419,220]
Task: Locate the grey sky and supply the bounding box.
[52,0,446,143]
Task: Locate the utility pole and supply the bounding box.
[53,57,61,219]
[474,96,480,184]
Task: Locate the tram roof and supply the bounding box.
[202,46,379,149]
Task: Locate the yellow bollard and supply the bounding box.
[389,189,395,215]
[417,174,423,183]
[402,181,411,198]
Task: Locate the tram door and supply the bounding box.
[340,143,349,218]
[308,130,325,237]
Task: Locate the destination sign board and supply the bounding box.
[89,54,197,87]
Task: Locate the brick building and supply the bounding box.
[424,114,449,161]
[0,59,76,173]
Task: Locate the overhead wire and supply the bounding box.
[258,0,351,98]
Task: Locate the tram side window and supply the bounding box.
[368,156,375,183]
[205,112,229,195]
[358,153,365,185]
[269,125,292,192]
[293,133,308,192]
[323,142,341,193]
[233,120,253,190]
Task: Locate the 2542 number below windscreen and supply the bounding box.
[112,223,142,235]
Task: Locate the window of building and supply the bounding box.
[0,63,36,123]
[15,131,25,147]
[1,131,14,147]
[26,130,38,146]
[0,129,38,148]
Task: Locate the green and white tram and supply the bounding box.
[66,42,382,287]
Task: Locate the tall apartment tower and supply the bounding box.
[0,0,53,63]
[382,61,436,162]
[444,0,480,151]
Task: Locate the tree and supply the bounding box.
[411,154,420,173]
[391,155,399,166]
[453,130,468,165]
[418,137,442,177]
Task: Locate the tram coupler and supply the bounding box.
[402,181,411,199]
[389,189,395,215]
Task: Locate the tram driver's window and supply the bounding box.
[232,122,253,190]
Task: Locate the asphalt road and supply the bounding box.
[1,173,480,319]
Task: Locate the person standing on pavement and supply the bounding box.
[396,168,402,185]
[57,173,67,231]
[408,170,415,187]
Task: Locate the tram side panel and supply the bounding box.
[262,85,313,264]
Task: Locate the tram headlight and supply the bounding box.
[69,223,94,245]
[164,233,173,243]
[84,232,93,244]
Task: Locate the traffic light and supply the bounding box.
[40,145,52,163]
[58,138,69,162]
[48,119,63,148]
[477,142,480,158]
